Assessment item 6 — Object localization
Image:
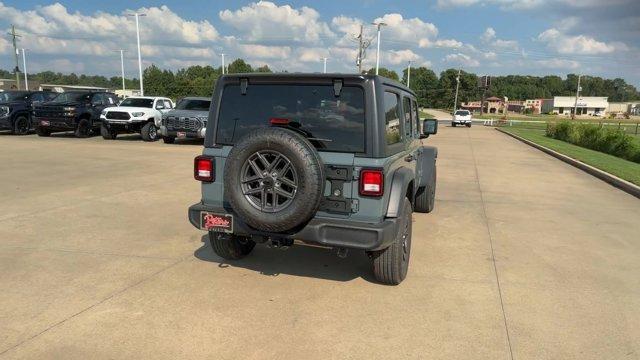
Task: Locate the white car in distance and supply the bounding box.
[100,96,174,141]
[452,109,472,127]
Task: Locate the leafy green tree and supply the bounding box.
[227,59,253,74]
[401,67,438,107]
[367,67,399,81]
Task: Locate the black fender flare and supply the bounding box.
[417,146,437,188]
[386,167,415,218]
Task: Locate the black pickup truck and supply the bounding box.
[0,91,58,135]
[33,91,119,137]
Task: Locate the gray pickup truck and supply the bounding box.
[160,97,211,143]
[188,74,438,285]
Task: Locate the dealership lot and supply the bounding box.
[1,127,639,359]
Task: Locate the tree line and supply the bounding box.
[3,58,638,108]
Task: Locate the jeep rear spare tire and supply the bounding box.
[224,127,324,233]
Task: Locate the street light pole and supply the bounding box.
[372,22,386,75]
[21,49,28,91]
[453,69,461,114]
[322,57,328,73]
[221,53,225,75]
[406,61,412,87]
[572,74,582,120]
[128,13,146,96]
[119,49,126,91]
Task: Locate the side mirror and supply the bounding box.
[421,119,438,138]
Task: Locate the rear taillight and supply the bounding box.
[194,156,214,182]
[359,169,384,197]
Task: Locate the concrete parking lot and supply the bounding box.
[1,127,639,359]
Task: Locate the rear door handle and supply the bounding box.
[404,154,415,162]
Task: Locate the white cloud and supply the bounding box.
[419,38,463,49]
[444,53,480,67]
[537,28,629,54]
[535,58,580,69]
[480,27,519,50]
[384,50,421,65]
[437,0,545,10]
[219,1,334,43]
[238,44,291,59]
[372,13,438,46]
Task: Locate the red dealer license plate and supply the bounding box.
[200,212,233,233]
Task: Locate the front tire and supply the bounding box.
[452,122,457,127]
[13,115,30,135]
[100,124,117,140]
[466,123,472,128]
[36,127,51,137]
[163,136,175,144]
[141,122,158,141]
[371,197,413,285]
[75,119,91,138]
[210,233,256,260]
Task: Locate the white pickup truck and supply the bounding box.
[452,109,472,127]
[100,96,174,141]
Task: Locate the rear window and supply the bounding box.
[216,84,365,152]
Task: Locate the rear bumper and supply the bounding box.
[188,202,398,251]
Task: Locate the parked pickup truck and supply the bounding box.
[188,74,438,285]
[33,91,119,137]
[0,91,57,135]
[160,97,211,144]
[100,96,174,141]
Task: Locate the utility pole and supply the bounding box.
[354,24,372,73]
[372,22,387,75]
[572,74,582,120]
[322,57,328,73]
[128,13,146,96]
[406,61,412,87]
[221,53,225,74]
[453,69,461,114]
[21,49,28,90]
[118,50,126,91]
[8,25,21,90]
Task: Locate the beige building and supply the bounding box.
[608,102,640,115]
[552,96,608,116]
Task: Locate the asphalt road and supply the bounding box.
[1,127,639,359]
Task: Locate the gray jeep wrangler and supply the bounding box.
[188,74,438,285]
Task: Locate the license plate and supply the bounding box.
[40,120,50,126]
[177,132,186,139]
[200,212,233,233]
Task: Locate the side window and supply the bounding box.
[92,93,104,105]
[163,100,172,109]
[31,93,44,103]
[384,91,402,145]
[155,100,165,110]
[106,95,116,106]
[411,99,420,136]
[403,97,412,138]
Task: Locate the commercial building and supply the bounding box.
[608,102,640,115]
[552,96,608,116]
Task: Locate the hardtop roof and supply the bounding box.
[218,73,416,97]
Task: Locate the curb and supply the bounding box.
[496,128,640,199]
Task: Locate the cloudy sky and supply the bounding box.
[1,0,639,86]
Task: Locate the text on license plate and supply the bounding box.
[200,212,233,233]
